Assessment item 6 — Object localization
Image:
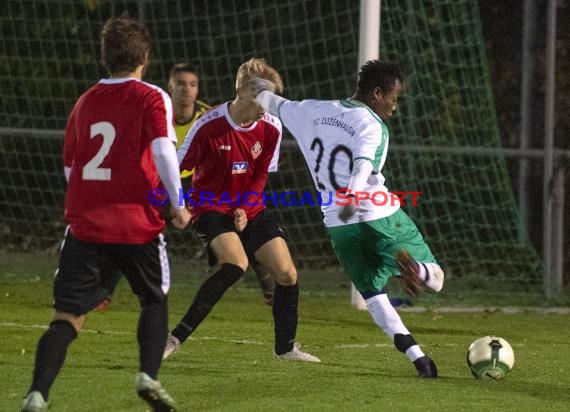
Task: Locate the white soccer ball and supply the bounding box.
[467,336,515,380]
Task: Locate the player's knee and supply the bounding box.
[220,263,245,284]
[138,292,167,306]
[272,263,297,286]
[394,333,417,353]
[220,258,248,272]
[49,319,79,339]
[53,311,84,332]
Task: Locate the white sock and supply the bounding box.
[417,263,427,282]
[365,294,410,339]
[405,345,425,362]
[422,263,444,292]
[366,294,425,361]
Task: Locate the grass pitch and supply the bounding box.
[1,252,569,411]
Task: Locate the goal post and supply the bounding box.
[349,0,382,311]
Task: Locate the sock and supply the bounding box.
[29,320,77,400]
[365,293,410,337]
[171,263,244,342]
[417,263,428,282]
[422,262,445,292]
[405,345,425,361]
[138,301,168,380]
[273,283,299,354]
[366,294,425,362]
[394,333,426,362]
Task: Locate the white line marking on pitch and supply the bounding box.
[0,322,265,345]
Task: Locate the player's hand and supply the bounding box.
[170,206,191,229]
[234,208,248,232]
[250,77,276,96]
[338,202,357,223]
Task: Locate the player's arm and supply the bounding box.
[63,106,78,182]
[151,138,190,229]
[177,119,201,172]
[345,158,374,195]
[148,89,190,228]
[252,78,287,117]
[241,156,270,212]
[239,130,277,221]
[338,159,373,223]
[255,90,287,117]
[252,79,311,144]
[233,162,269,231]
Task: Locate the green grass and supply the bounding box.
[1,252,569,411]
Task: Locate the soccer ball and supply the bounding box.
[467,336,515,380]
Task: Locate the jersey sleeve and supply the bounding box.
[177,122,202,172]
[274,99,316,147]
[144,88,176,146]
[63,103,79,170]
[266,114,282,172]
[353,121,389,172]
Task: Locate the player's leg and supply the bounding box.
[251,261,275,305]
[327,221,437,378]
[114,234,176,411]
[368,214,439,377]
[246,211,320,362]
[94,263,122,312]
[167,213,247,356]
[22,311,84,412]
[386,210,444,293]
[364,292,437,378]
[23,230,104,410]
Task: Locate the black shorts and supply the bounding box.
[54,229,170,315]
[193,209,286,266]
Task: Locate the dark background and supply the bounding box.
[480,0,569,266]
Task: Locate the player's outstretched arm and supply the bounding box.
[251,77,276,94]
[251,78,286,117]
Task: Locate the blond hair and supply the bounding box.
[235,57,284,94]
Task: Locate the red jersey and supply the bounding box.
[177,102,282,221]
[64,78,176,243]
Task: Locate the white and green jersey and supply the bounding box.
[276,98,400,227]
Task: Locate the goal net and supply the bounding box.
[0,0,543,296]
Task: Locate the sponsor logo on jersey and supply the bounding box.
[219,144,231,151]
[232,161,248,174]
[251,141,262,159]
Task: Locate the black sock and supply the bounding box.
[172,263,244,342]
[29,320,77,400]
[273,283,299,354]
[138,301,168,380]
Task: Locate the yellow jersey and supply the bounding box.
[175,99,211,178]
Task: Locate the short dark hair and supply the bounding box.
[100,15,151,75]
[169,63,200,79]
[355,61,402,96]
